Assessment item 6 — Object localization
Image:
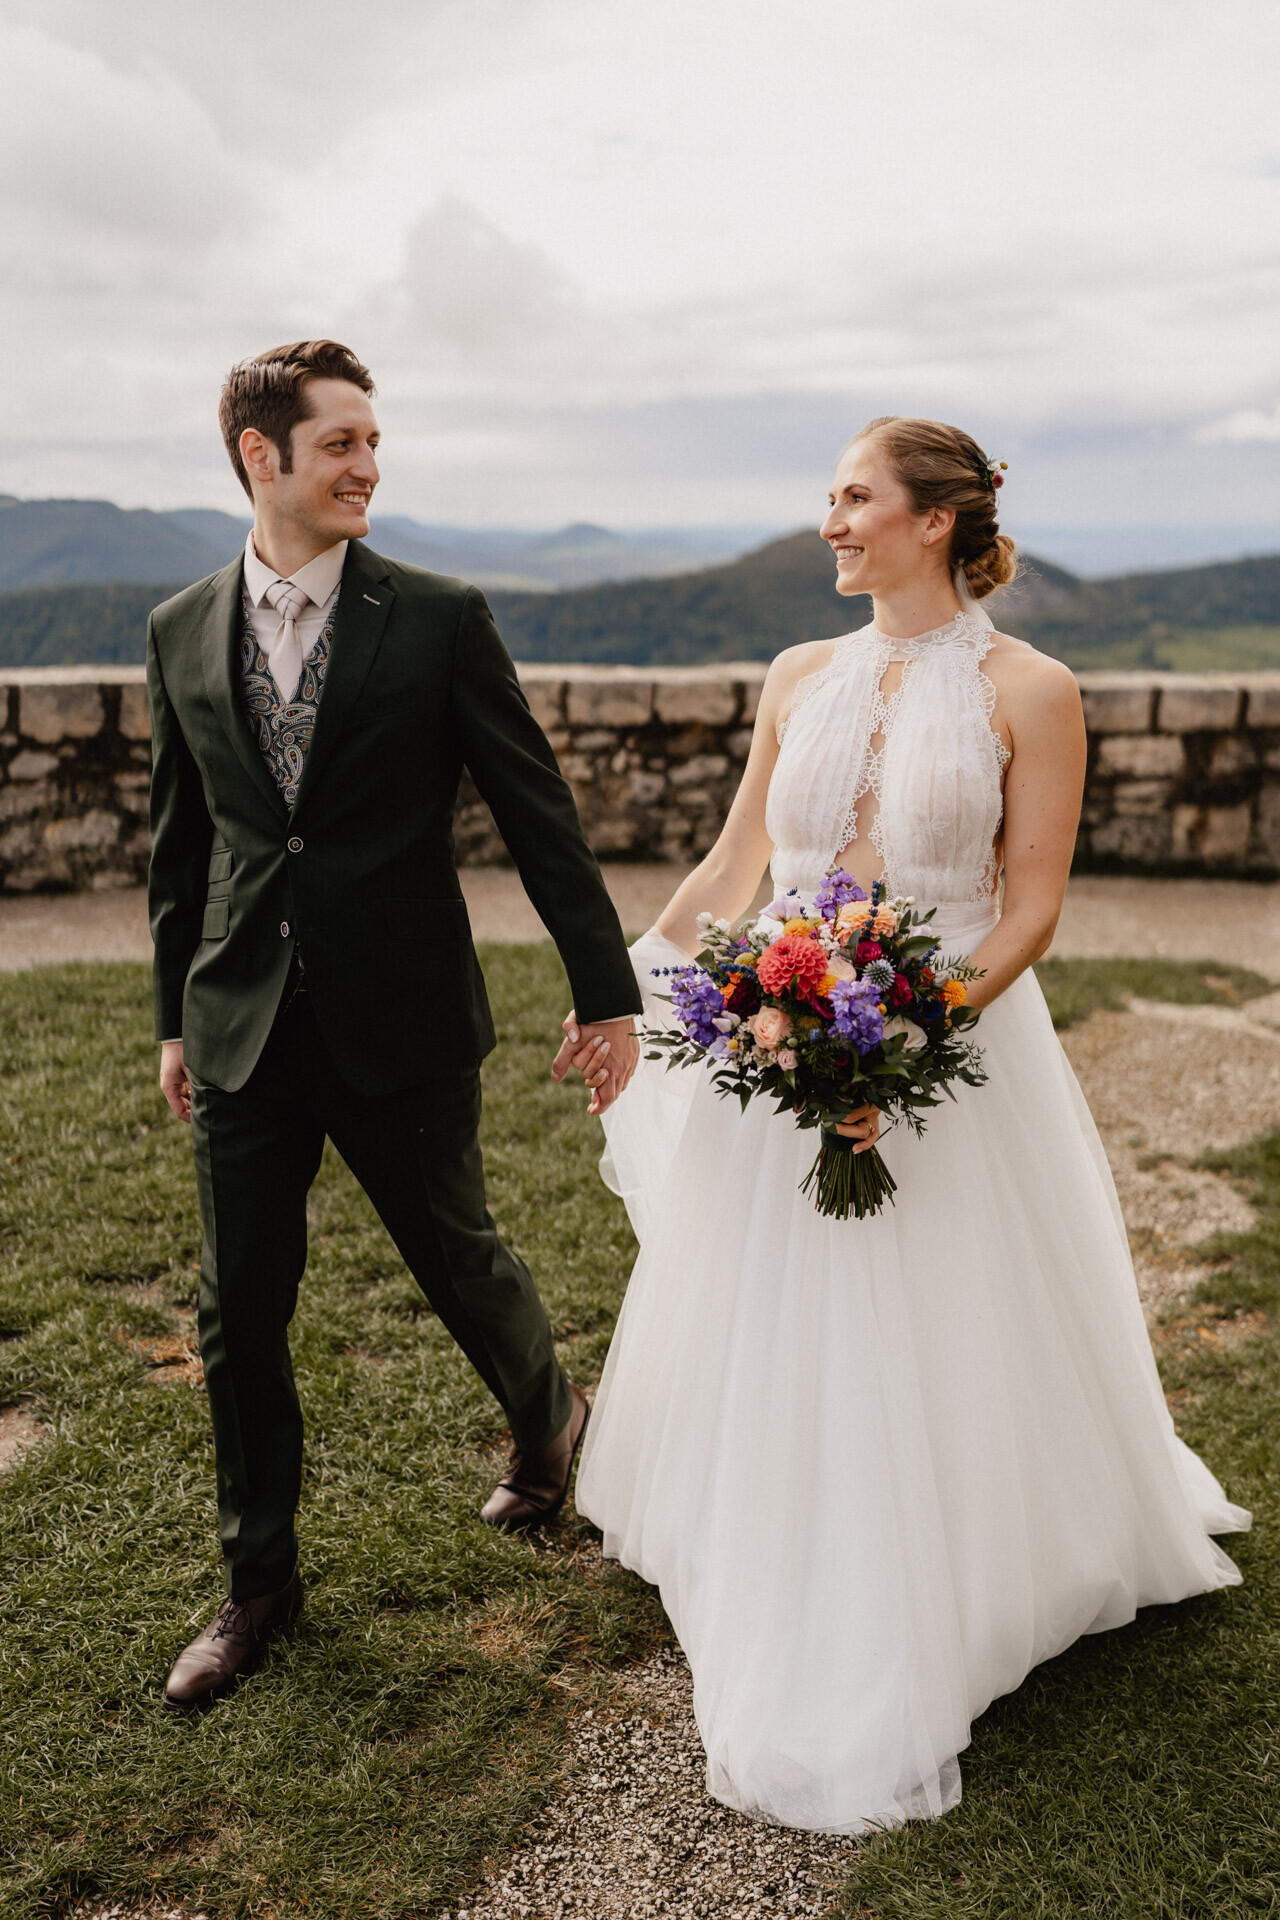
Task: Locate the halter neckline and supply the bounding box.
[867,609,983,648]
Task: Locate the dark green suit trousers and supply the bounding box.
[191,976,571,1599]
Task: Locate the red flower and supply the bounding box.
[855,940,883,964]
[723,970,763,1016]
[890,973,913,1006]
[757,934,828,996]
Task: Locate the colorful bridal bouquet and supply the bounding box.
[644,871,987,1220]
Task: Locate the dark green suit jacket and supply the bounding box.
[147,540,641,1095]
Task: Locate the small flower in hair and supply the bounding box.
[982,456,1009,492]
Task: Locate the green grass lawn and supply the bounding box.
[1,952,1275,1919]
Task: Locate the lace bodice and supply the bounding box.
[766,611,1011,904]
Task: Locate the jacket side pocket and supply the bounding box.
[201,899,230,940]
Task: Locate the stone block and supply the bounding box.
[6,749,59,780]
[20,683,104,742]
[654,677,739,726]
[43,810,120,853]
[1244,676,1280,728]
[627,770,666,806]
[670,754,731,787]
[1112,779,1172,814]
[1155,677,1242,733]
[1076,675,1153,733]
[1096,734,1185,779]
[0,783,51,819]
[560,754,597,784]
[91,868,140,890]
[1171,802,1252,864]
[1250,782,1280,865]
[1208,736,1256,781]
[114,770,150,791]
[1089,813,1173,864]
[573,729,619,751]
[118,683,151,741]
[727,728,755,759]
[565,679,653,727]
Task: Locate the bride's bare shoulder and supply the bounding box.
[770,635,845,683]
[760,636,847,731]
[985,632,1082,729]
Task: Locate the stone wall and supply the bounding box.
[1,663,1278,893]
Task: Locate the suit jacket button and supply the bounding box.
[287,836,304,853]
[281,922,291,938]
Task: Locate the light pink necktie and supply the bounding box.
[262,579,309,703]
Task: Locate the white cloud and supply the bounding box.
[1196,401,1280,443]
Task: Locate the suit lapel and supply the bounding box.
[199,559,290,820]
[290,542,395,816]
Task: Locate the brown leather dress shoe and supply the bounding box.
[163,1568,303,1709]
[481,1384,591,1530]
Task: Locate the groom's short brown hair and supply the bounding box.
[219,340,376,499]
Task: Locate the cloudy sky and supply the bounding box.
[3,0,1279,559]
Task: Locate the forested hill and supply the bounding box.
[1,533,1279,672]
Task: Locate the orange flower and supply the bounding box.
[940,978,967,1008]
[817,972,839,996]
[834,901,872,945]
[783,915,816,937]
[873,908,899,937]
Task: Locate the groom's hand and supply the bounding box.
[551,1014,639,1116]
[160,1040,192,1124]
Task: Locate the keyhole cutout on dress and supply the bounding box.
[834,649,910,893]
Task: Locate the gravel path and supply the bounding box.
[445,1651,855,1920]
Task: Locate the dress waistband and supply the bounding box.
[921,900,999,953]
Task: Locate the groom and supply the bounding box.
[148,339,641,1708]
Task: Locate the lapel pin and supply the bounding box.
[363,594,381,606]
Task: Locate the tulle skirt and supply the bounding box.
[576,905,1251,1835]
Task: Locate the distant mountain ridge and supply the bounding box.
[0,524,1277,673]
[0,496,770,594]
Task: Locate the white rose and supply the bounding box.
[882,1014,927,1052]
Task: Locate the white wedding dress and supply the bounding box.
[576,609,1251,1836]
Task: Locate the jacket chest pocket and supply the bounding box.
[202,899,230,940]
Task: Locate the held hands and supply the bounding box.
[551,1014,640,1116]
[160,1040,192,1124]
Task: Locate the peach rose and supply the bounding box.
[825,953,858,983]
[750,1006,792,1050]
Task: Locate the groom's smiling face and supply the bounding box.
[243,376,381,552]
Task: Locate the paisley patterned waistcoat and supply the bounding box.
[236,595,336,810]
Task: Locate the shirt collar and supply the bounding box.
[242,531,348,609]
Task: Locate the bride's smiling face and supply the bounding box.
[820,437,953,597]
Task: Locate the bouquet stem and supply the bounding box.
[801,1128,898,1220]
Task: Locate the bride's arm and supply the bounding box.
[965,649,1087,1012]
[653,646,822,956]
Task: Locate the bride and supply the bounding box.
[566,416,1251,1835]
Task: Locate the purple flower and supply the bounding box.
[828,977,885,1054]
[815,869,868,923]
[670,967,730,1053]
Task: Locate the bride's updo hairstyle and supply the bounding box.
[852,415,1018,600]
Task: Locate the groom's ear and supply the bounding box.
[239,426,278,495]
